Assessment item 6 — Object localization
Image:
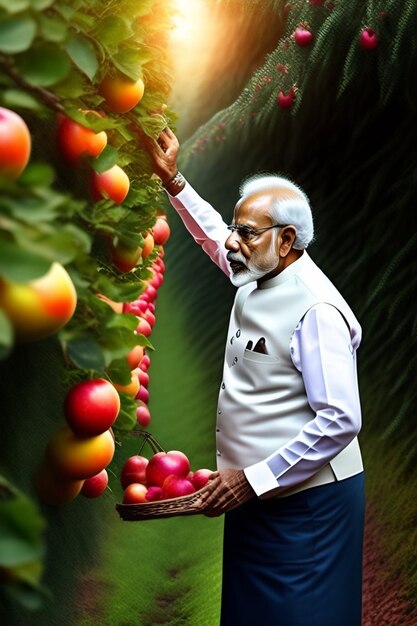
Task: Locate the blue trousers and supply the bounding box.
[220,473,365,626]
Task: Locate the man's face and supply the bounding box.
[225,191,282,287]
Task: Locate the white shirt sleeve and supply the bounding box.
[244,303,362,497]
[166,181,232,277]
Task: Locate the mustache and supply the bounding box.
[226,251,247,265]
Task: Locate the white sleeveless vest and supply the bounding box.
[216,252,363,493]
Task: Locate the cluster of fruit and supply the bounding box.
[121,450,213,504]
[0,107,78,343]
[35,378,121,504]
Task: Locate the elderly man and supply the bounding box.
[146,128,365,626]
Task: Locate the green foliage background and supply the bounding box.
[1,0,417,624]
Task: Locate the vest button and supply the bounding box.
[236,329,241,338]
[218,410,222,414]
[217,450,221,456]
[221,382,225,389]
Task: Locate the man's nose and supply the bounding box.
[225,231,240,251]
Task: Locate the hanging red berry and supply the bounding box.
[308,0,325,5]
[277,87,295,109]
[359,27,379,50]
[294,26,314,47]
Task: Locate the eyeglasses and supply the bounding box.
[227,223,287,243]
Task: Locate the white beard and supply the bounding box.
[228,248,279,287]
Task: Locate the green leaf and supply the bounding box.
[0,0,29,14]
[66,336,106,370]
[93,16,133,48]
[19,163,55,187]
[0,240,51,282]
[139,113,167,137]
[107,357,132,385]
[0,309,13,360]
[91,145,119,174]
[113,392,137,433]
[0,485,45,567]
[112,47,151,81]
[1,89,44,112]
[0,16,37,53]
[38,13,67,43]
[30,0,55,8]
[16,43,71,87]
[65,35,98,81]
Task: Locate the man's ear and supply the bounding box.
[279,226,297,257]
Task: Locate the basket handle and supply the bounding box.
[131,429,166,456]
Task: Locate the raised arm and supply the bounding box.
[143,128,231,276]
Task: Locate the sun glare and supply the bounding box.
[171,0,204,43]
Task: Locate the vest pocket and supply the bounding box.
[243,349,280,365]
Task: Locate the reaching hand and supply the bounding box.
[142,127,180,184]
[198,468,256,517]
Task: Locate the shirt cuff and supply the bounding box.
[165,180,198,207]
[244,461,279,497]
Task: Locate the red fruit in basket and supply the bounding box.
[123,483,148,504]
[145,486,163,501]
[146,451,191,487]
[192,468,213,490]
[120,455,149,488]
[162,475,196,499]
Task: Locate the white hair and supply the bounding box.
[239,174,314,249]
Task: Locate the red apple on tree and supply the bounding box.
[0,107,31,179]
[99,73,145,113]
[90,164,130,204]
[46,427,115,479]
[64,378,120,437]
[136,402,151,427]
[57,113,107,166]
[152,217,171,246]
[110,241,142,272]
[81,469,109,498]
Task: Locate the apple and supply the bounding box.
[35,461,84,505]
[0,107,31,179]
[136,317,152,337]
[136,402,151,427]
[46,426,115,479]
[0,262,77,343]
[112,372,140,397]
[146,450,191,487]
[123,482,148,504]
[81,468,108,498]
[126,344,144,369]
[57,114,107,166]
[99,73,145,114]
[110,241,142,272]
[136,385,149,404]
[123,300,147,316]
[141,233,154,259]
[145,486,163,501]
[136,369,149,387]
[152,217,170,246]
[141,308,156,327]
[120,454,149,488]
[64,378,120,437]
[192,468,213,490]
[139,353,151,371]
[90,164,130,205]
[162,475,195,499]
[140,284,157,303]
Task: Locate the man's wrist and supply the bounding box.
[163,170,186,196]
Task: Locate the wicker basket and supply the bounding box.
[116,487,207,521]
[115,430,208,521]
